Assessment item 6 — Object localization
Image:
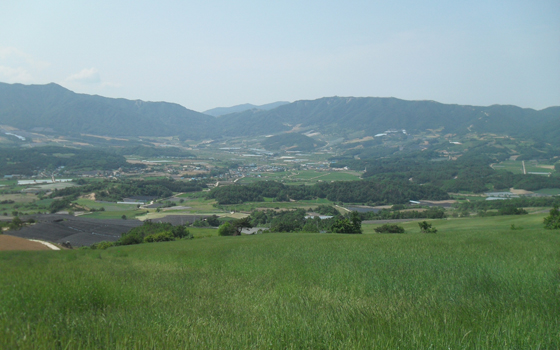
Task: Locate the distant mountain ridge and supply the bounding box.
[216,96,560,144]
[0,82,558,144]
[203,101,290,117]
[0,82,214,139]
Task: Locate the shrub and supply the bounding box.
[314,205,340,216]
[498,206,528,216]
[117,232,144,245]
[543,206,560,230]
[171,225,192,239]
[419,221,437,233]
[218,222,236,236]
[144,231,175,243]
[117,221,191,245]
[192,219,209,227]
[374,224,405,234]
[90,241,115,250]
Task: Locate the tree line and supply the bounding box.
[207,180,449,205]
[0,146,134,176]
[45,179,206,213]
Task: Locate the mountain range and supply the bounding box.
[0,82,558,145]
[203,101,290,117]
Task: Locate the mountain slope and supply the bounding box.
[0,83,558,144]
[0,82,214,139]
[203,101,290,117]
[219,96,560,144]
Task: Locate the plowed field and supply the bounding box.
[0,235,51,251]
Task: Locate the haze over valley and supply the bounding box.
[1,1,559,348]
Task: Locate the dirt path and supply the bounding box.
[0,235,55,251]
[363,218,426,225]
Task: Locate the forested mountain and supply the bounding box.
[0,82,558,144]
[219,97,560,144]
[203,101,289,117]
[0,82,214,139]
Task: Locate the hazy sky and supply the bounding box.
[1,1,559,112]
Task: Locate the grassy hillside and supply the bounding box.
[1,214,558,348]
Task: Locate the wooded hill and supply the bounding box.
[220,97,560,144]
[1,82,558,144]
[0,82,213,139]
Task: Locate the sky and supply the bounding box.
[1,0,559,112]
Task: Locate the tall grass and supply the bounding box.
[1,214,558,349]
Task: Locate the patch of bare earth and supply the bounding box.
[82,193,96,200]
[510,188,533,195]
[343,136,374,144]
[0,235,52,251]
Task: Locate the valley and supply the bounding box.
[0,83,558,349]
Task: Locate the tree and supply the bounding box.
[543,206,560,230]
[8,217,24,230]
[419,221,437,233]
[206,215,220,227]
[331,211,362,234]
[301,220,320,233]
[350,211,362,234]
[232,217,253,236]
[331,218,355,233]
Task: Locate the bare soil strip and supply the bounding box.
[29,239,60,250]
[0,235,53,251]
[363,218,425,225]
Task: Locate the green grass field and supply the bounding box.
[495,160,555,175]
[494,160,523,174]
[534,188,560,195]
[1,214,558,348]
